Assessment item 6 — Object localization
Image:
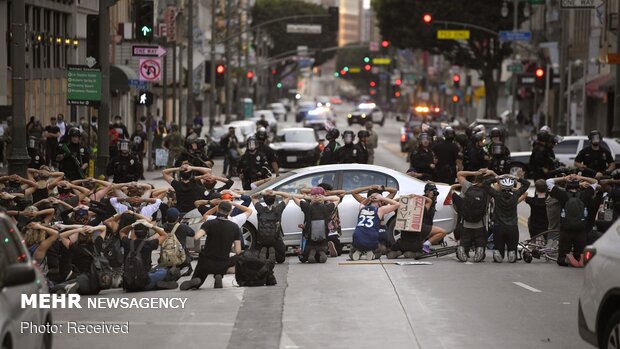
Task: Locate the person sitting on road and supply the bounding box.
[163,164,210,215]
[251,189,290,263]
[301,183,346,257]
[524,180,550,239]
[419,183,449,254]
[163,207,196,276]
[23,222,59,286]
[352,184,398,258]
[181,201,242,290]
[351,186,400,261]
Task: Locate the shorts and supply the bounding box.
[420,224,432,240]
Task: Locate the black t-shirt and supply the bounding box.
[45,126,60,146]
[432,140,460,170]
[163,222,195,248]
[121,237,159,273]
[299,200,335,237]
[171,179,205,213]
[70,237,103,274]
[131,131,148,152]
[575,146,613,173]
[199,217,241,261]
[525,195,549,231]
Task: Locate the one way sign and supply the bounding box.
[561,0,603,9]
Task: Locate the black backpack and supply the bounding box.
[561,192,587,231]
[101,234,124,268]
[461,185,488,223]
[83,246,114,291]
[123,240,150,292]
[235,250,276,287]
[257,205,281,245]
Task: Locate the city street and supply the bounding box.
[51,107,587,349]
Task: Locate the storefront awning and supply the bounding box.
[586,74,613,99]
[110,65,138,94]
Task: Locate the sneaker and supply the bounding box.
[351,250,362,261]
[318,251,328,263]
[473,247,485,263]
[328,241,338,257]
[403,251,417,259]
[268,247,276,263]
[365,250,374,261]
[214,275,223,288]
[387,250,402,259]
[259,247,268,261]
[307,249,317,263]
[58,282,79,295]
[180,277,202,291]
[493,250,503,263]
[456,246,468,262]
[507,251,517,263]
[566,254,581,268]
[156,280,179,289]
[422,244,431,254]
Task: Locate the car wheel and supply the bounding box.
[242,223,256,250]
[509,163,527,179]
[604,310,620,349]
[386,219,399,246]
[2,336,11,349]
[41,316,53,349]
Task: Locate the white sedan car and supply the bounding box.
[579,219,620,349]
[183,164,457,249]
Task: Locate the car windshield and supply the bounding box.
[275,130,316,143]
[248,171,297,195]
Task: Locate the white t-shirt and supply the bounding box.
[205,212,248,228]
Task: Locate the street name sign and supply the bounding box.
[132,45,167,57]
[128,79,148,89]
[66,65,101,106]
[286,24,322,34]
[372,57,391,65]
[499,31,532,42]
[508,63,524,73]
[561,0,602,9]
[437,30,470,40]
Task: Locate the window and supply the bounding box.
[554,140,579,154]
[341,170,399,192]
[275,172,337,193]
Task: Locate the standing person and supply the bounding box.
[164,124,184,168]
[529,130,558,180]
[574,130,615,178]
[220,126,239,176]
[465,131,487,171]
[319,128,340,165]
[44,116,61,166]
[356,130,370,164]
[106,139,142,183]
[335,130,359,163]
[408,133,437,181]
[251,190,290,263]
[131,123,148,177]
[152,120,167,168]
[546,174,597,267]
[524,180,550,239]
[365,122,378,164]
[180,201,242,290]
[56,114,66,140]
[237,137,271,190]
[255,129,280,177]
[485,128,511,175]
[432,127,461,184]
[57,128,89,181]
[483,173,530,263]
[111,115,129,140]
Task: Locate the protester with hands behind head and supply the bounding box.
[163,164,210,214]
[251,189,290,263]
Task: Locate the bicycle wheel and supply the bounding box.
[416,246,457,259]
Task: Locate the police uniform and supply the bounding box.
[529,142,556,180]
[356,142,369,164]
[409,147,437,179]
[258,143,279,173]
[485,142,511,175]
[106,153,142,183]
[58,142,89,181]
[432,138,461,184]
[335,144,359,163]
[237,150,270,190]
[575,146,613,174]
[319,141,339,165]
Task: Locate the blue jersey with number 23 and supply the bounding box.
[352,205,381,251]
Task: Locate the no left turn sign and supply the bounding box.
[139,58,162,82]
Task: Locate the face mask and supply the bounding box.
[263,195,276,206]
[344,135,353,144]
[115,120,122,125]
[247,140,257,151]
[180,171,192,181]
[119,142,129,152]
[591,135,601,145]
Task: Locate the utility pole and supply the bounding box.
[186,0,194,134]
[558,10,568,134]
[8,0,30,177]
[509,0,519,135]
[224,0,233,123]
[96,0,112,177]
[210,0,217,133]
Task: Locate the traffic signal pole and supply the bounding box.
[209,0,217,133]
[186,0,194,135]
[96,0,112,177]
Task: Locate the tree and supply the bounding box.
[252,0,338,82]
[373,0,528,118]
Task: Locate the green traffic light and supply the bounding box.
[277,82,283,88]
[344,66,349,72]
[334,72,339,77]
[363,57,370,63]
[141,26,152,36]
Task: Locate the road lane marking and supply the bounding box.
[513,282,542,293]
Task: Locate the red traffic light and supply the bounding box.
[369,81,376,87]
[340,69,346,75]
[423,14,432,24]
[246,71,254,79]
[395,79,402,86]
[452,95,460,103]
[381,40,389,48]
[452,74,460,83]
[364,64,372,71]
[216,64,225,74]
[395,91,401,97]
[535,68,545,78]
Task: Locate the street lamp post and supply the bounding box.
[502,0,528,135]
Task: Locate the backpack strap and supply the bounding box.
[136,239,147,254]
[170,223,181,238]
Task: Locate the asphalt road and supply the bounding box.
[51,106,589,349]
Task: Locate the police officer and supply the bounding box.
[106,138,142,183]
[432,127,461,184]
[57,128,89,181]
[465,131,487,171]
[255,128,280,176]
[485,127,511,175]
[319,128,340,165]
[237,137,271,190]
[575,130,615,177]
[529,129,558,180]
[408,132,437,180]
[175,137,214,169]
[27,136,45,169]
[356,130,370,164]
[335,130,359,163]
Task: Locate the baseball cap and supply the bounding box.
[166,207,181,221]
[221,193,234,201]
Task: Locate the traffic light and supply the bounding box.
[395,91,401,98]
[135,0,154,42]
[423,13,433,24]
[246,70,254,79]
[136,91,154,106]
[369,81,376,87]
[363,56,370,63]
[343,66,349,72]
[381,40,389,48]
[453,74,461,88]
[535,67,545,78]
[216,64,225,74]
[328,6,339,32]
[333,72,340,77]
[395,79,402,86]
[276,82,283,89]
[86,15,99,61]
[364,64,372,71]
[215,64,225,87]
[452,95,460,103]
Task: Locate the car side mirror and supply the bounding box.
[396,115,402,122]
[2,264,36,289]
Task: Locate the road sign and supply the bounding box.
[132,45,167,57]
[499,31,532,42]
[66,65,101,106]
[508,63,524,73]
[372,57,391,65]
[369,41,379,52]
[165,6,177,42]
[136,91,154,106]
[286,24,322,34]
[608,54,620,64]
[437,30,470,40]
[139,58,162,81]
[560,0,602,9]
[128,79,148,89]
[518,74,536,86]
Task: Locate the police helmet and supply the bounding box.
[196,138,207,149]
[357,130,369,139]
[473,125,485,134]
[419,132,430,141]
[326,128,340,141]
[588,130,602,142]
[342,130,355,142]
[490,127,502,139]
[537,130,550,143]
[443,127,455,141]
[256,129,268,142]
[68,128,81,137]
[246,136,257,150]
[473,131,486,143]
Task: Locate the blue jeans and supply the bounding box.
[145,267,169,291]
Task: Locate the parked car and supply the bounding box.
[269,128,321,168]
[182,164,457,249]
[208,121,255,156]
[251,110,278,133]
[269,103,287,121]
[347,103,385,126]
[509,136,620,177]
[0,213,52,349]
[578,218,620,349]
